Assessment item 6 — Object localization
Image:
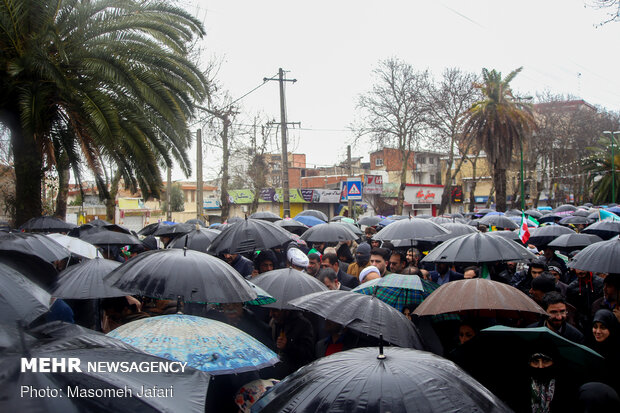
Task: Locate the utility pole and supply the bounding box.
[196,128,203,222]
[347,145,353,219]
[166,166,172,221]
[265,68,296,218]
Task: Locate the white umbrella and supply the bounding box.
[46,233,99,259]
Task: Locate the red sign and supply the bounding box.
[365,175,383,194]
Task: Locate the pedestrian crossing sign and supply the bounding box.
[346,179,363,200]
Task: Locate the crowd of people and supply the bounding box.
[13,215,620,413]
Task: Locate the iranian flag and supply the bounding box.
[518,213,530,244]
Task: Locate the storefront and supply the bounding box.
[404,184,444,216]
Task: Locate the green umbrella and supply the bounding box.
[352,273,423,311]
[245,281,276,306]
[481,325,603,369]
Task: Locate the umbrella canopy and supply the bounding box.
[538,213,564,224]
[0,344,209,413]
[486,230,523,243]
[478,214,519,230]
[108,314,279,375]
[46,233,99,259]
[300,222,358,243]
[434,222,479,241]
[250,268,328,310]
[207,218,293,255]
[421,232,537,264]
[80,229,141,246]
[105,249,257,303]
[293,215,325,227]
[251,347,511,413]
[559,215,590,225]
[0,261,51,324]
[567,237,620,273]
[428,216,454,224]
[351,273,427,311]
[373,217,449,242]
[330,216,355,224]
[582,220,620,240]
[19,216,77,233]
[377,218,396,227]
[413,278,547,319]
[167,228,221,252]
[336,221,362,236]
[572,209,592,217]
[226,216,244,224]
[88,218,111,226]
[524,209,543,219]
[249,211,281,222]
[0,232,71,263]
[137,222,162,236]
[554,204,578,213]
[357,216,382,227]
[289,290,423,349]
[295,209,328,222]
[245,280,277,306]
[153,222,194,238]
[547,233,603,251]
[275,218,309,235]
[481,325,603,369]
[504,209,523,217]
[527,224,576,247]
[51,257,127,299]
[185,218,206,227]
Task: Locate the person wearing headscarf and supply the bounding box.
[588,309,620,393]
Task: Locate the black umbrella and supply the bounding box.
[251,347,511,413]
[434,222,479,241]
[275,218,309,235]
[373,217,449,242]
[289,290,423,348]
[88,218,111,226]
[295,209,328,222]
[538,213,564,224]
[554,204,578,213]
[357,216,382,226]
[486,230,523,243]
[51,257,127,299]
[249,211,281,222]
[226,216,244,224]
[428,216,454,224]
[587,211,600,221]
[185,218,206,227]
[478,214,519,230]
[0,232,70,263]
[527,225,576,247]
[572,209,591,217]
[582,220,620,240]
[137,222,161,236]
[19,216,77,233]
[525,209,543,219]
[80,230,141,246]
[559,215,590,225]
[547,233,603,251]
[153,222,194,238]
[568,237,620,273]
[0,252,58,288]
[250,268,328,310]
[104,249,257,303]
[168,228,221,252]
[0,346,209,413]
[504,209,523,217]
[421,232,537,264]
[0,261,51,324]
[300,222,358,243]
[207,218,293,255]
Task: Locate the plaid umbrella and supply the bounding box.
[244,281,276,306]
[352,274,427,311]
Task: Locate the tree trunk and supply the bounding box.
[493,163,507,211]
[106,170,122,222]
[438,153,454,216]
[396,149,410,215]
[54,154,70,219]
[220,117,231,221]
[486,181,495,209]
[11,116,43,227]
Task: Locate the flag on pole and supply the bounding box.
[519,213,530,244]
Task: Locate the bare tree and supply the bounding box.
[587,0,620,25]
[426,68,479,214]
[357,58,430,214]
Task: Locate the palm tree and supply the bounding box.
[463,67,536,211]
[0,0,208,226]
[582,135,620,204]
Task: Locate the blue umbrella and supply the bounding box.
[485,211,505,216]
[378,218,396,227]
[605,206,620,215]
[107,314,279,375]
[293,215,325,227]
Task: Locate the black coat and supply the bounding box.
[337,268,359,289]
[271,311,315,377]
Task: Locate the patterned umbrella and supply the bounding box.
[107,314,279,375]
[351,273,424,311]
[244,281,276,306]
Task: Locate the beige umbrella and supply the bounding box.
[413,278,546,319]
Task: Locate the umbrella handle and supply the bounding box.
[176,295,184,314]
[377,334,385,360]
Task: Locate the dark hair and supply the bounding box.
[531,273,558,293]
[407,248,422,260]
[542,291,565,310]
[322,253,338,266]
[365,226,377,235]
[308,253,321,262]
[336,243,353,263]
[254,249,277,267]
[316,268,338,283]
[401,266,421,276]
[463,266,479,276]
[530,258,548,271]
[370,247,390,261]
[390,250,407,264]
[604,273,620,289]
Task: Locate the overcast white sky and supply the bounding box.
[174,0,620,181]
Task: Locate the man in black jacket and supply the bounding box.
[269,309,315,378]
[321,252,359,288]
[529,292,584,344]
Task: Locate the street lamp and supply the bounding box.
[603,131,619,204]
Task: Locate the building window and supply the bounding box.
[430,174,435,184]
[418,157,426,164]
[375,158,384,166]
[429,157,434,164]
